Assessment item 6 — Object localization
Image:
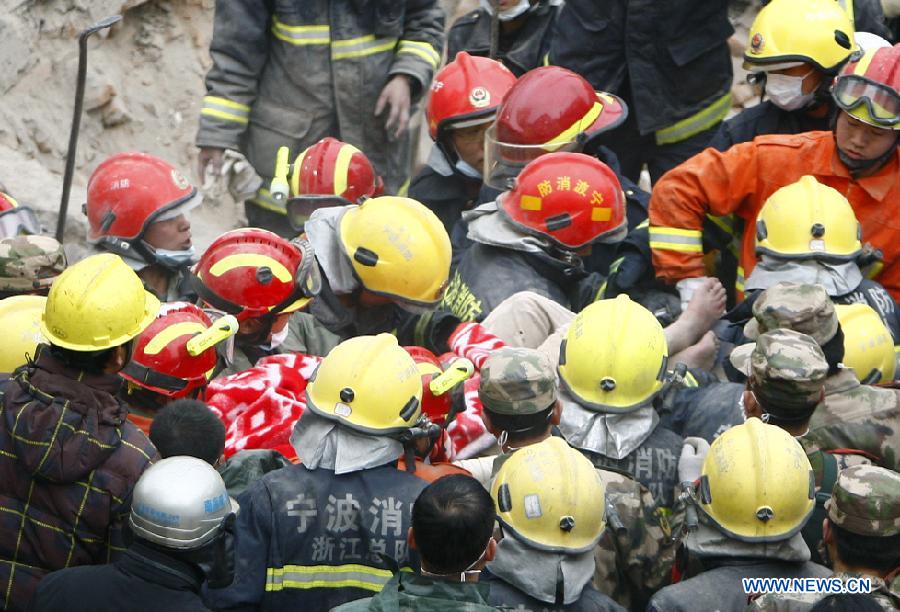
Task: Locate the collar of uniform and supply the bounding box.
[393,571,492,605]
[829,136,900,201]
[120,541,205,592]
[823,367,860,397]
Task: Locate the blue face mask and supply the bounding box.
[455,158,483,179]
[154,246,197,269]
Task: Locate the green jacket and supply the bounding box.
[330,572,497,612]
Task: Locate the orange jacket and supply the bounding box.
[648,131,900,299]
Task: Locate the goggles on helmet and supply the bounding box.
[0,207,41,239]
[484,124,581,191]
[833,74,900,126]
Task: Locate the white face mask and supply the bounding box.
[455,158,483,179]
[261,324,290,351]
[765,71,816,111]
[153,245,197,269]
[479,0,532,21]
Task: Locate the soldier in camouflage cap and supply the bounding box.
[742,282,838,345]
[735,329,828,430]
[0,235,67,299]
[750,465,900,611]
[479,346,558,417]
[825,464,900,538]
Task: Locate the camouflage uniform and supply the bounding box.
[730,282,898,472]
[471,347,681,610]
[0,235,66,298]
[750,465,900,611]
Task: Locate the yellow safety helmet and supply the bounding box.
[305,333,422,435]
[0,295,46,372]
[558,294,669,413]
[744,0,855,73]
[338,196,451,309]
[492,436,606,553]
[698,418,815,542]
[835,303,896,383]
[40,253,160,351]
[755,176,862,262]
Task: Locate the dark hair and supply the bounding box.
[820,325,845,376]
[810,592,887,612]
[149,399,226,465]
[49,344,119,374]
[411,475,495,574]
[832,522,900,574]
[484,404,554,444]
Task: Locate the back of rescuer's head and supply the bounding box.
[479,346,559,445]
[149,399,226,466]
[411,474,496,576]
[40,253,159,374]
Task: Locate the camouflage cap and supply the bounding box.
[825,464,900,536]
[743,282,838,344]
[479,346,557,415]
[0,235,67,294]
[745,329,828,417]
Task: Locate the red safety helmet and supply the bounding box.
[285,137,384,229]
[86,152,200,256]
[192,228,320,321]
[833,44,900,129]
[499,152,627,249]
[485,66,627,190]
[120,303,236,398]
[427,52,517,141]
[0,192,41,239]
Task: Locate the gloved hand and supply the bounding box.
[678,436,711,484]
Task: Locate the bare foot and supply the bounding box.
[664,278,726,354]
[672,331,719,372]
[680,278,726,342]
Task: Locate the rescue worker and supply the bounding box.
[750,465,900,611]
[710,0,858,152]
[453,347,680,610]
[282,136,384,231]
[550,0,733,183]
[191,228,321,375]
[0,234,67,300]
[148,399,226,466]
[204,334,430,610]
[723,176,900,343]
[648,44,900,301]
[446,1,561,77]
[731,327,894,565]
[557,295,685,508]
[331,475,497,611]
[0,295,45,374]
[441,152,627,322]
[484,437,624,611]
[85,152,201,301]
[728,283,900,473]
[647,419,831,612]
[409,52,517,234]
[196,0,444,235]
[0,254,159,611]
[297,195,478,358]
[119,302,237,433]
[0,191,41,238]
[28,457,238,612]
